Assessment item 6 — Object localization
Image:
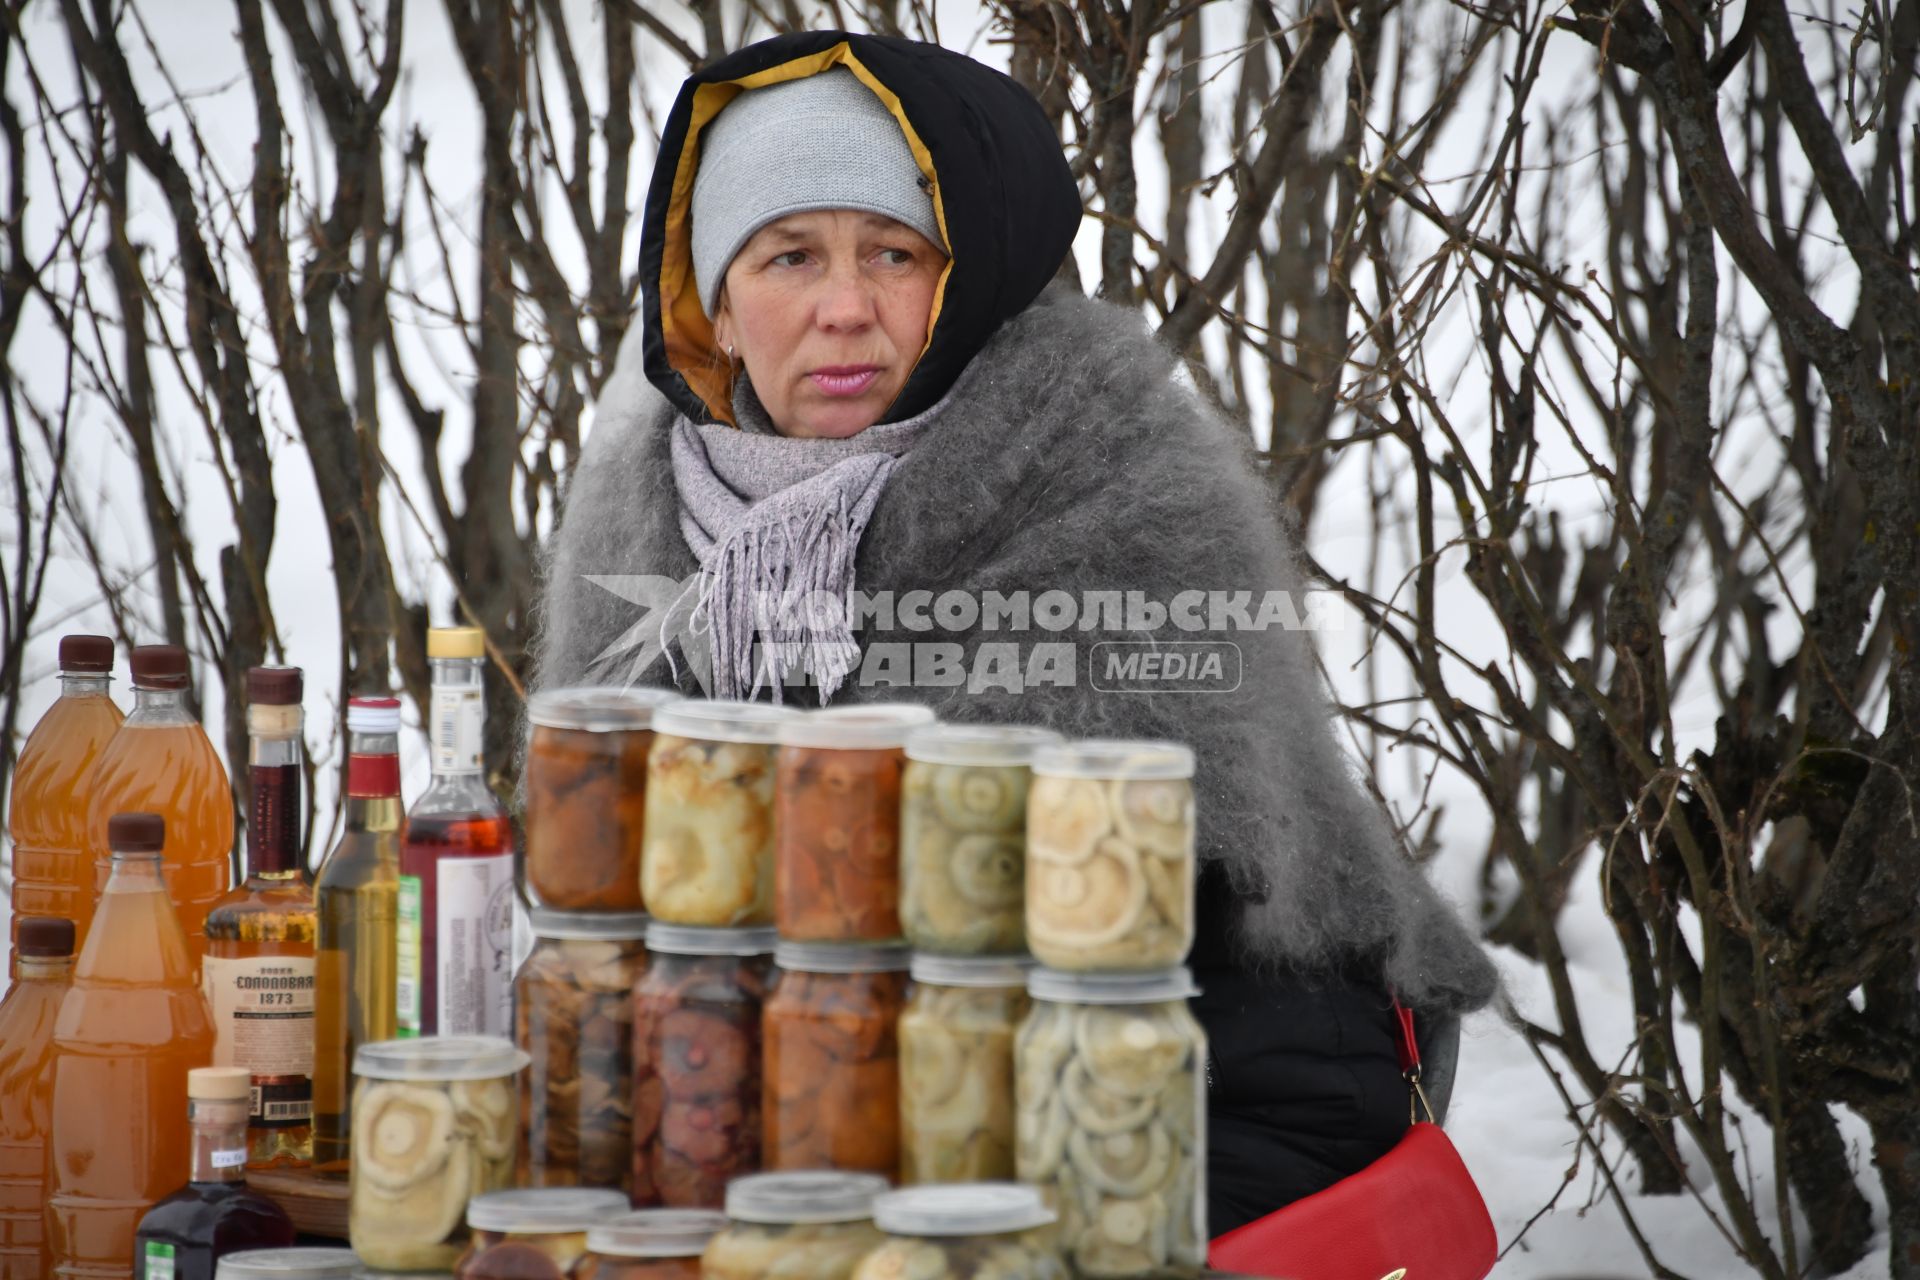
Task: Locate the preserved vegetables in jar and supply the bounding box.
[852,1183,1065,1280]
[775,706,935,941]
[525,688,681,910]
[348,1036,529,1272]
[641,702,793,927]
[1025,742,1195,972]
[1014,969,1206,1278]
[763,941,910,1177]
[702,1171,887,1280]
[900,725,1060,955]
[898,954,1032,1184]
[516,909,648,1193]
[453,1188,630,1279]
[577,1209,725,1280]
[630,924,776,1207]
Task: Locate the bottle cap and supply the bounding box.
[587,1209,728,1259]
[643,923,778,957]
[871,1183,1056,1237]
[215,1248,359,1279]
[778,703,937,751]
[652,699,796,745]
[353,1035,529,1083]
[58,635,113,674]
[346,696,403,736]
[16,916,75,957]
[527,907,649,942]
[189,1066,252,1101]
[129,644,190,690]
[1032,739,1194,780]
[106,812,165,853]
[909,952,1035,989]
[774,940,912,974]
[724,1170,888,1225]
[529,685,681,732]
[426,626,485,659]
[1027,965,1199,1005]
[465,1187,630,1233]
[905,723,1063,766]
[247,666,304,706]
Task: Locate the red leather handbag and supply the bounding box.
[1206,1001,1498,1280]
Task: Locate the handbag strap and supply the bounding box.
[1390,994,1437,1126]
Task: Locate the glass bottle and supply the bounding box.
[48,812,217,1279]
[83,645,234,970]
[399,627,513,1038]
[0,916,76,1278]
[310,697,404,1179]
[8,635,121,977]
[203,667,317,1170]
[133,1066,296,1279]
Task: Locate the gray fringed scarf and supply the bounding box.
[667,377,949,701]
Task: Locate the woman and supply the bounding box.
[533,30,1497,1236]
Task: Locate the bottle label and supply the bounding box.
[211,1148,247,1169]
[201,955,316,1125]
[437,853,515,1037]
[431,685,485,774]
[143,1242,176,1279]
[396,874,423,1037]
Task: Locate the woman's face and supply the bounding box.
[711,209,945,439]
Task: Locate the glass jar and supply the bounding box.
[1014,969,1207,1278]
[775,705,936,941]
[348,1036,530,1271]
[1024,742,1196,971]
[702,1171,888,1280]
[642,701,794,927]
[578,1209,726,1280]
[525,687,681,910]
[852,1183,1064,1279]
[216,1248,360,1278]
[631,923,777,1206]
[763,941,911,1176]
[899,954,1033,1184]
[901,725,1061,954]
[453,1188,632,1278]
[516,908,649,1192]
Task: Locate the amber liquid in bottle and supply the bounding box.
[311,699,404,1178]
[49,817,217,1279]
[0,920,75,1279]
[133,1068,294,1279]
[203,669,316,1170]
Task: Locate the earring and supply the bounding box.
[725,343,737,360]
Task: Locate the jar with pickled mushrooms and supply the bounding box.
[763,941,911,1176]
[630,924,777,1206]
[577,1209,726,1280]
[1014,969,1206,1279]
[526,688,681,910]
[642,701,794,927]
[517,908,648,1193]
[349,1036,530,1271]
[853,1183,1066,1280]
[216,1248,360,1279]
[776,705,936,941]
[900,725,1062,955]
[1025,742,1196,972]
[454,1188,631,1279]
[898,954,1032,1184]
[702,1171,888,1280]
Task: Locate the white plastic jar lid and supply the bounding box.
[1027,966,1199,1005]
[871,1183,1057,1237]
[725,1170,890,1225]
[352,1035,529,1082]
[1032,739,1195,780]
[652,699,796,744]
[775,940,912,974]
[528,906,649,942]
[466,1187,631,1233]
[904,723,1063,766]
[529,685,681,732]
[777,703,937,750]
[587,1209,729,1258]
[645,923,779,956]
[215,1249,359,1279]
[909,952,1035,989]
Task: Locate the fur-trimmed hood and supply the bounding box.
[534,284,1498,1016]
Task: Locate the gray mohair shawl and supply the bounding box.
[532,283,1499,1017]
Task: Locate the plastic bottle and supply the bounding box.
[7,635,122,975]
[0,917,76,1278]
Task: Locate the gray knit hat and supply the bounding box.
[691,68,946,316]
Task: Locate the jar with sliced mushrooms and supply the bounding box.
[776,705,936,941]
[763,941,911,1177]
[631,924,777,1206]
[526,687,681,910]
[702,1171,888,1280]
[1014,969,1206,1279]
[899,954,1032,1184]
[1025,742,1196,972]
[454,1187,631,1278]
[852,1183,1067,1280]
[578,1209,726,1280]
[349,1036,530,1271]
[900,725,1062,954]
[642,701,794,927]
[516,908,648,1193]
